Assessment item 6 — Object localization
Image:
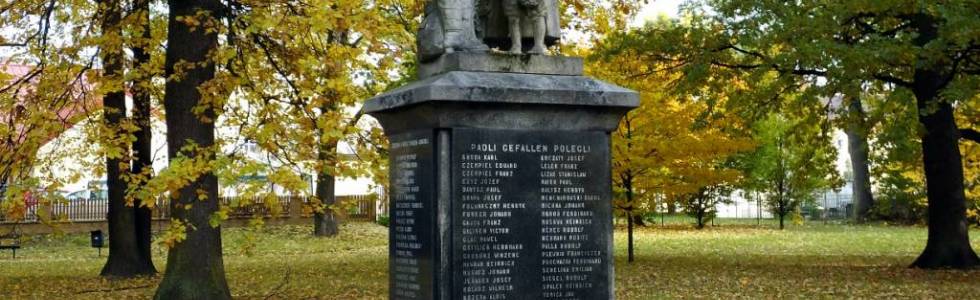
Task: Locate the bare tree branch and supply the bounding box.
[961,128,980,143]
[872,73,913,88]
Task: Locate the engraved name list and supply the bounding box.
[453,129,612,300]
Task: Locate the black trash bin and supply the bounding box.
[90,230,104,256]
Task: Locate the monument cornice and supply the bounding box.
[364,71,637,111]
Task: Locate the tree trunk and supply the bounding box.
[845,96,874,222]
[908,75,980,269]
[313,140,339,236]
[130,0,156,274]
[778,213,785,230]
[694,196,705,229]
[698,203,708,229]
[631,214,646,227]
[99,0,154,278]
[154,1,231,298]
[904,13,980,269]
[626,209,634,263]
[624,178,635,262]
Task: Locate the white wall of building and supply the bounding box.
[35,113,379,198]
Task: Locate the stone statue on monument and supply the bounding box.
[480,0,560,54]
[417,0,490,62]
[417,0,560,62]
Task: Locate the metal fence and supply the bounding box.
[712,191,855,221]
[0,194,381,224]
[813,192,853,220]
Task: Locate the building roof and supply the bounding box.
[1,62,102,156]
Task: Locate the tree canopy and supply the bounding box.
[599,0,980,269]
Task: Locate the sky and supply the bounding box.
[562,0,684,46]
[632,0,684,27]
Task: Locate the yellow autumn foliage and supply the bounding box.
[579,42,754,217]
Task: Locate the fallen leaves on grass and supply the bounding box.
[0,222,977,299]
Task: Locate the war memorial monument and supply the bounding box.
[362,0,639,298]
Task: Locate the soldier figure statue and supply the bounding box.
[479,0,559,54]
[418,0,488,62]
[501,0,547,54]
[417,0,559,62]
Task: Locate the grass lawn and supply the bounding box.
[0,221,977,299]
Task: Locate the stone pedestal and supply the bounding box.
[364,53,637,300]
